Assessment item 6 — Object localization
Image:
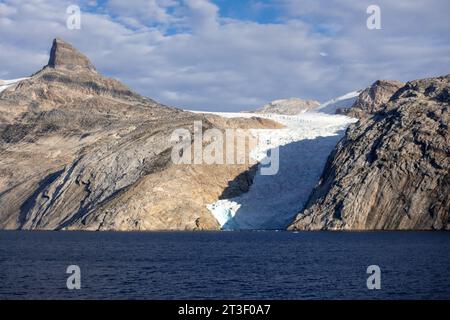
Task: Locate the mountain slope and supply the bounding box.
[289,74,450,230]
[0,38,280,231]
[0,78,30,94]
[248,98,320,115]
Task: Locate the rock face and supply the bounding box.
[249,98,320,115]
[337,80,404,118]
[0,39,280,231]
[47,38,96,72]
[289,74,450,230]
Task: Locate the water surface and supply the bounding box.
[0,231,449,299]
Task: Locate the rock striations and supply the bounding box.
[289,75,450,230]
[0,39,279,231]
[1,38,448,232]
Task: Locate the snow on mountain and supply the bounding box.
[0,77,30,93]
[200,111,357,230]
[314,90,361,114]
[248,98,320,115]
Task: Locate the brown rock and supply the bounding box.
[0,38,280,231]
[47,38,96,72]
[337,80,404,118]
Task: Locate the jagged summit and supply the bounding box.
[0,38,283,232]
[47,38,96,72]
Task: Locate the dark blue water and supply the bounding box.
[0,231,449,299]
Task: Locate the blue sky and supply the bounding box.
[85,1,282,27]
[212,0,280,24]
[0,0,449,111]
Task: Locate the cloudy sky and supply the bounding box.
[0,0,449,111]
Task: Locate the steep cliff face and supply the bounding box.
[289,75,450,230]
[0,39,279,231]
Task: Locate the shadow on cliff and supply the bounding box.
[219,164,259,200]
[19,169,64,228]
[218,132,346,230]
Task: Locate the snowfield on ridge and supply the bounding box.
[0,78,30,93]
[314,90,361,114]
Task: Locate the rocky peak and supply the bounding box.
[363,79,405,106]
[289,74,449,231]
[47,38,96,72]
[337,79,404,118]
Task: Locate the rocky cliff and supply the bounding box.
[0,38,280,231]
[336,80,405,118]
[289,74,450,230]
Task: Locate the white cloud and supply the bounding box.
[107,0,175,25]
[184,0,219,33]
[0,0,449,111]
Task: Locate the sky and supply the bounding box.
[0,0,449,111]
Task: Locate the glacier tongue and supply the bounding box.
[205,112,357,230]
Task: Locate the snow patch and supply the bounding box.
[314,90,361,114]
[0,77,29,94]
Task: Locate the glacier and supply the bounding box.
[200,111,358,230]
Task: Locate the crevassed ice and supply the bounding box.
[203,111,357,230]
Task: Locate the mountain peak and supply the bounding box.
[249,97,320,115]
[47,38,96,72]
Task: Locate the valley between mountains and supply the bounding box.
[0,39,448,231]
